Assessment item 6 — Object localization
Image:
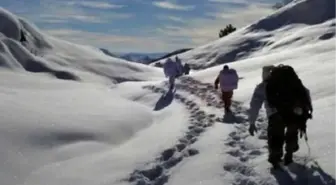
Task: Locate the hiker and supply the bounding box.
[175,56,184,77]
[183,63,190,75]
[214,65,239,113]
[163,58,179,90]
[248,64,313,168]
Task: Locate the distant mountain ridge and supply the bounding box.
[99,48,193,65]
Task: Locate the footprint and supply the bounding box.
[223,162,256,176]
[186,148,199,157]
[192,127,204,134]
[179,138,189,144]
[188,125,195,130]
[160,148,176,161]
[139,165,163,181]
[239,156,249,162]
[163,156,183,169]
[175,143,186,152]
[227,149,243,157]
[185,134,195,140]
[226,140,238,147]
[189,137,198,144]
[186,130,200,137]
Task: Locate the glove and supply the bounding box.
[308,111,313,119]
[249,123,257,136]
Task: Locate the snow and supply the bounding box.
[0,0,335,185]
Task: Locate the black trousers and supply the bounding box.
[267,113,301,163]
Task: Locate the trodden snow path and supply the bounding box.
[126,76,335,185]
[127,86,217,185]
[125,76,249,185]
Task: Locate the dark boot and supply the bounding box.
[284,152,293,165]
[268,157,281,169]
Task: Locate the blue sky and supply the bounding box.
[0,0,278,53]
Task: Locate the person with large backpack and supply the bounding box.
[248,64,313,168]
[183,63,190,75]
[214,65,239,113]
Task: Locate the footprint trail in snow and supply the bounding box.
[177,77,269,184]
[127,86,216,185]
[127,76,249,185]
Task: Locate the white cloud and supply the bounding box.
[40,14,104,23]
[208,0,248,3]
[206,4,273,26]
[67,1,124,9]
[39,19,69,24]
[21,1,131,24]
[43,3,273,52]
[38,7,132,24]
[44,29,188,52]
[158,15,185,22]
[156,4,273,46]
[153,1,194,11]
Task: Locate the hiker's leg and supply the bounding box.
[284,122,299,165]
[267,113,285,165]
[227,91,233,110]
[222,91,230,111]
[169,76,175,89]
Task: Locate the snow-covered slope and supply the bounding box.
[0,7,163,84]
[0,0,335,185]
[153,0,335,70]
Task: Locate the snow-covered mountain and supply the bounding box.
[0,0,335,185]
[99,50,169,64]
[118,52,168,63]
[102,52,167,64]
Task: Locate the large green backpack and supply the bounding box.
[265,64,312,118]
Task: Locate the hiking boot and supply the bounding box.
[268,156,282,167]
[225,108,232,113]
[284,153,293,165]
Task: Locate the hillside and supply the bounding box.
[154,0,335,70]
[0,7,163,85]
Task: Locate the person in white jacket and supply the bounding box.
[163,58,179,90]
[248,65,313,168]
[214,65,239,113]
